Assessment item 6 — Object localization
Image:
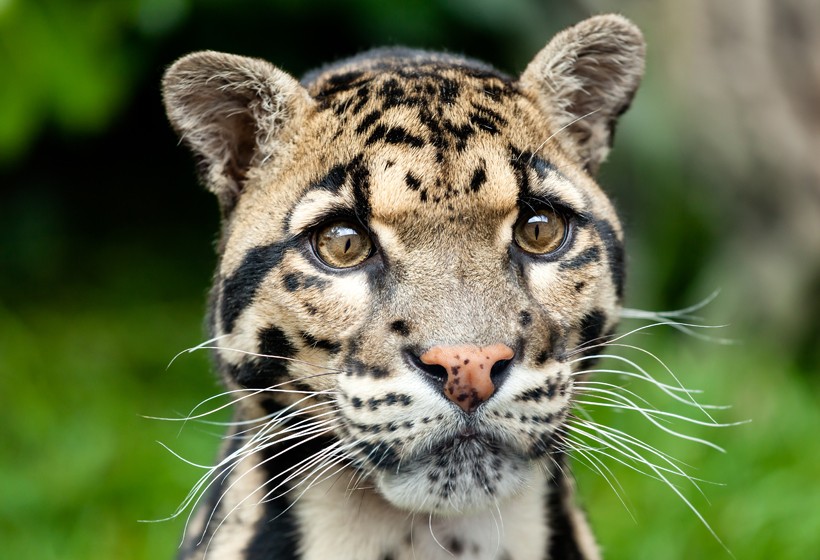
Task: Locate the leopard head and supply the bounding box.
[163,14,644,515]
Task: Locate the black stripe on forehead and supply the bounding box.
[297,153,371,219]
[508,145,560,199]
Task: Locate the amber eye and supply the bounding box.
[513,208,568,255]
[313,221,374,268]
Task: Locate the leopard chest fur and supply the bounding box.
[163,14,644,560]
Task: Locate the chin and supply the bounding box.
[374,435,540,515]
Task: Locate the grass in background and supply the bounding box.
[1,254,818,559]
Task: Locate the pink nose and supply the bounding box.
[420,344,515,412]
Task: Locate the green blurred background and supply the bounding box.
[1,0,818,558]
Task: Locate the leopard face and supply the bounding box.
[164,15,644,519]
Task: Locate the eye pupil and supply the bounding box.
[513,209,567,255]
[313,221,373,268]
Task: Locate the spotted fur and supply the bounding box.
[163,14,645,560]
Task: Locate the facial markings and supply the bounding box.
[220,240,295,333]
[230,325,296,389]
[592,217,626,300]
[559,245,602,270]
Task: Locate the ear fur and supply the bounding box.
[521,14,645,175]
[162,51,312,213]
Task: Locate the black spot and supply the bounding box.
[516,384,555,403]
[559,246,601,270]
[317,70,366,98]
[574,281,586,293]
[469,166,487,193]
[404,173,421,191]
[390,320,411,336]
[578,309,607,350]
[519,310,532,327]
[509,145,532,199]
[530,154,557,180]
[365,124,388,145]
[468,109,502,134]
[368,125,424,148]
[283,273,300,292]
[282,271,328,292]
[439,78,459,104]
[221,241,291,333]
[355,110,382,134]
[356,441,399,470]
[347,154,371,218]
[593,218,625,300]
[444,120,475,151]
[230,326,296,389]
[448,538,464,555]
[312,163,348,193]
[370,366,389,379]
[349,85,371,115]
[350,397,363,408]
[299,331,341,354]
[379,78,407,109]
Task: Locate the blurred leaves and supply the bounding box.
[0,0,137,163]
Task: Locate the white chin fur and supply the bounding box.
[374,444,539,515]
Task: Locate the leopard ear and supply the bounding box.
[520,14,645,175]
[162,51,312,213]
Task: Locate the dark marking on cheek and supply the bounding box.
[519,310,532,327]
[283,271,329,292]
[574,281,586,293]
[355,440,399,470]
[593,218,625,300]
[231,325,296,388]
[220,241,291,333]
[559,245,601,270]
[390,320,411,336]
[283,273,300,292]
[578,309,607,349]
[299,331,341,354]
[260,326,296,360]
[448,538,464,555]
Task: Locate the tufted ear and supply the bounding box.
[520,14,645,175]
[162,51,313,213]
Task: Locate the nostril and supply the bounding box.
[489,358,513,386]
[405,351,448,384]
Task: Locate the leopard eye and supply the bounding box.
[312,221,374,269]
[513,208,568,255]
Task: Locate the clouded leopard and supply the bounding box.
[162,14,647,560]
